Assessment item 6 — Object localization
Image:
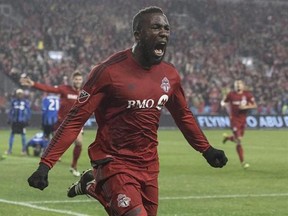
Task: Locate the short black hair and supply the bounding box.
[132,6,164,32]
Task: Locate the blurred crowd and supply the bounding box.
[0,0,287,115]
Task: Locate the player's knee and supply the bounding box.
[236,136,242,144]
[74,140,82,146]
[123,205,147,216]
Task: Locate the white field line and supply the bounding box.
[1,193,287,215]
[159,193,288,200]
[24,192,288,204]
[0,199,90,216]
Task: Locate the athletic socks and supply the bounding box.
[236,144,244,163]
[8,133,15,154]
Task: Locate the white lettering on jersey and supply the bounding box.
[127,95,169,110]
[67,94,78,100]
[14,101,26,110]
[156,94,169,110]
[127,99,155,109]
[232,96,248,106]
[232,101,241,105]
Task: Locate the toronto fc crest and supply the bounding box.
[117,194,131,208]
[160,77,170,93]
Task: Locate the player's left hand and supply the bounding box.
[203,146,228,168]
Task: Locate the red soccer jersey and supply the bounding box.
[224,90,255,122]
[33,83,79,124]
[41,49,211,169]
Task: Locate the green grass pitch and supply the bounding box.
[0,128,287,216]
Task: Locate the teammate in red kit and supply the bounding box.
[20,71,84,176]
[27,7,228,216]
[221,80,257,168]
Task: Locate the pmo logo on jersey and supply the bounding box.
[127,95,169,110]
[126,77,170,110]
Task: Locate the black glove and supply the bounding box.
[27,162,50,190]
[203,146,228,168]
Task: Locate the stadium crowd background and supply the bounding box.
[0,0,287,115]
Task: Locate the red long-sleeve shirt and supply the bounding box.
[41,49,211,169]
[33,83,79,125]
[224,90,255,123]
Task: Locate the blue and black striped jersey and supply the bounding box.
[9,98,31,123]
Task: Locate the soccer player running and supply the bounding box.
[27,7,228,216]
[6,89,31,155]
[221,80,257,168]
[20,71,84,177]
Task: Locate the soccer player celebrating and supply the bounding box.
[221,80,257,168]
[7,89,31,155]
[27,7,228,215]
[20,71,84,177]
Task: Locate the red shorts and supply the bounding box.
[93,160,159,216]
[231,118,246,138]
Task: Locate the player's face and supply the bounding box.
[136,13,170,65]
[72,76,83,90]
[17,93,24,99]
[234,80,244,92]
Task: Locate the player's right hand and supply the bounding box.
[19,77,34,87]
[27,162,50,190]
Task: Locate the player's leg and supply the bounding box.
[67,166,149,215]
[7,123,16,154]
[237,124,249,168]
[67,169,95,198]
[7,131,14,154]
[235,136,244,162]
[20,126,27,155]
[103,173,148,216]
[232,123,244,163]
[70,130,83,176]
[223,120,238,144]
[233,122,249,168]
[67,168,110,214]
[142,178,158,216]
[42,124,50,140]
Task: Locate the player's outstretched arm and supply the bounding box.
[28,162,50,190]
[202,146,228,168]
[20,77,35,87]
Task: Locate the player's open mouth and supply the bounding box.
[154,42,166,57]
